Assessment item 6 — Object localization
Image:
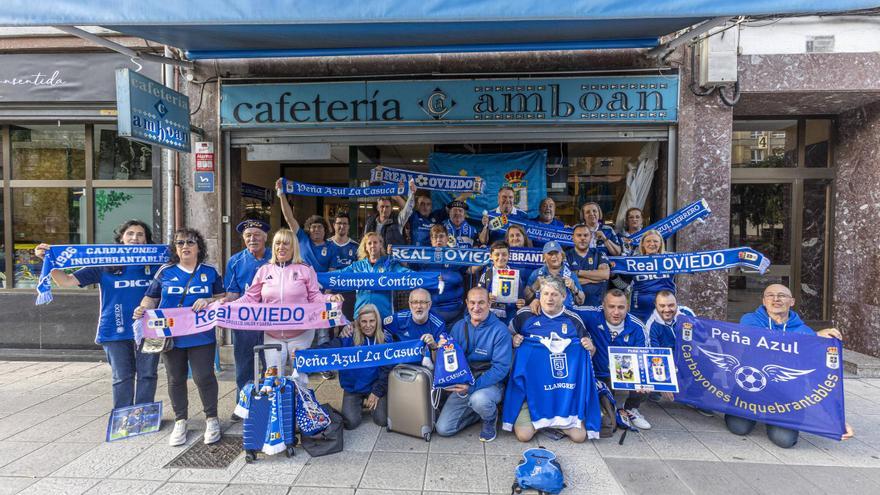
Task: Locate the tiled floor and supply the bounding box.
[0,360,877,494]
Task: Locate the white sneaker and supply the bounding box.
[626,408,652,430]
[204,417,221,445]
[169,419,188,446]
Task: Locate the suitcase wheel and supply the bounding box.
[285,446,295,458]
[245,450,257,463]
[386,426,391,433]
[423,432,431,442]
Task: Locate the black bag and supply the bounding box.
[299,405,344,457]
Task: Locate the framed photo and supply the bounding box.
[106,401,163,442]
[608,347,679,393]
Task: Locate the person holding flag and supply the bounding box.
[579,202,622,257]
[336,232,411,319]
[417,224,467,322]
[629,230,676,323]
[478,240,527,325]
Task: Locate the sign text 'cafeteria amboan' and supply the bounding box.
[220,76,678,127]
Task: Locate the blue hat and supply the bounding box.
[542,241,563,254]
[236,219,270,233]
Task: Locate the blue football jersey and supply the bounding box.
[566,247,609,306]
[410,209,446,246]
[223,248,271,295]
[383,310,445,341]
[146,263,224,348]
[510,308,587,340]
[75,265,154,344]
[297,229,337,272]
[329,238,359,269]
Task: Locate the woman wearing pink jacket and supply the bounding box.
[237,228,343,375]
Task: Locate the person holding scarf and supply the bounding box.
[480,186,529,245]
[311,304,391,429]
[397,180,448,247]
[505,224,537,283]
[524,241,585,307]
[233,228,343,378]
[443,200,478,248]
[566,224,610,307]
[629,229,675,323]
[478,240,526,325]
[34,219,159,411]
[337,231,411,319]
[579,202,622,257]
[417,224,467,322]
[530,197,564,248]
[134,228,225,446]
[618,207,644,256]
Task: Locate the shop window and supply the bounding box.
[11,125,85,180]
[93,188,154,243]
[805,120,831,168]
[93,125,153,180]
[11,188,83,288]
[732,120,797,168]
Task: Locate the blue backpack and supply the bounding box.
[512,448,565,494]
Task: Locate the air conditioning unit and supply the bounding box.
[698,24,739,86]
[806,36,835,53]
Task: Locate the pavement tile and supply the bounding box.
[0,440,46,469]
[51,442,149,478]
[356,490,420,495]
[0,410,58,440]
[33,379,100,396]
[152,482,227,495]
[803,434,880,467]
[57,416,114,444]
[564,456,625,494]
[0,441,98,477]
[484,428,537,455]
[219,484,291,495]
[485,454,520,494]
[0,393,57,414]
[294,488,354,495]
[358,451,427,491]
[665,405,728,433]
[604,458,689,495]
[17,477,101,495]
[790,464,880,493]
[723,462,820,494]
[642,429,720,461]
[373,429,430,453]
[696,431,782,463]
[667,459,753,494]
[6,413,98,443]
[428,422,485,455]
[423,453,487,493]
[594,430,660,459]
[342,421,382,452]
[749,431,839,466]
[640,404,688,431]
[169,455,246,484]
[111,441,185,481]
[0,476,37,495]
[232,450,309,485]
[63,395,116,417]
[83,479,163,495]
[294,450,369,488]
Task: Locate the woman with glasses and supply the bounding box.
[629,229,674,323]
[134,228,225,447]
[34,219,160,411]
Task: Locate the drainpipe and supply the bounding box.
[162,46,182,239]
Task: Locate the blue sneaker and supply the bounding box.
[480,416,497,442]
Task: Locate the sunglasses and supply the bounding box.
[174,239,197,247]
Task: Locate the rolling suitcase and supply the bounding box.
[386,364,438,442]
[243,344,296,462]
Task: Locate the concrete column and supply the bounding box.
[672,46,733,320]
[832,101,880,356]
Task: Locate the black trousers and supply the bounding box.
[600,377,645,410]
[163,343,219,421]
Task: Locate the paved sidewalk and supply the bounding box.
[0,360,877,494]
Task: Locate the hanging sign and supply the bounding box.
[116,68,191,152]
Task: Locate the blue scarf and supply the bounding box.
[442,219,477,247]
[317,271,443,292]
[509,248,546,269]
[486,212,574,247]
[281,178,405,198]
[371,165,484,193]
[624,199,711,247]
[608,247,770,276]
[294,339,425,373]
[263,376,290,455]
[36,244,169,305]
[391,245,490,267]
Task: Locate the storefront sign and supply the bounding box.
[221,75,678,128]
[194,142,214,171]
[241,183,273,203]
[116,69,191,152]
[194,171,215,192]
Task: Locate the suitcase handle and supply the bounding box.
[395,368,419,382]
[252,344,282,384]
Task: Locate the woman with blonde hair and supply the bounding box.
[630,229,674,322]
[235,228,343,376]
[337,231,410,318]
[314,304,391,429]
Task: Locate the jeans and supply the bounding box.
[163,343,219,421]
[102,340,160,409]
[232,329,264,392]
[724,414,800,449]
[435,383,503,437]
[341,391,388,429]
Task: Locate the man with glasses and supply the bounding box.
[382,288,445,345]
[729,283,849,447]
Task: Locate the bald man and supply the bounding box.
[382,288,446,345]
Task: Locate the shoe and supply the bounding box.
[204,417,222,444]
[647,392,662,403]
[230,412,243,422]
[479,417,497,442]
[321,371,337,380]
[625,408,651,430]
[169,419,188,446]
[697,408,715,417]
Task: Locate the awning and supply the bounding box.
[2,1,877,60]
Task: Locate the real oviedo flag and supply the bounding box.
[673,316,846,440]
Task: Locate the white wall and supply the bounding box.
[739,16,880,55]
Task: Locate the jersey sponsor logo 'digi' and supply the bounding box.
[167,286,210,295]
[114,279,151,289]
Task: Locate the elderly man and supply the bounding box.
[443,200,478,248]
[528,197,564,248]
[435,287,512,442]
[729,283,851,447]
[397,184,448,247]
[480,186,529,244]
[567,224,610,306]
[573,289,651,430]
[383,288,446,343]
[223,218,272,420]
[524,241,585,307]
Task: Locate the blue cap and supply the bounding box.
[236,219,270,233]
[542,241,563,254]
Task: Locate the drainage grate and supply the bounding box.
[164,435,243,469]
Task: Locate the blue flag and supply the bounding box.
[294,340,425,373]
[623,198,711,247]
[673,316,846,440]
[608,247,771,276]
[317,272,443,292]
[485,212,574,247]
[371,166,484,194]
[281,178,405,198]
[391,245,491,267]
[430,150,547,217]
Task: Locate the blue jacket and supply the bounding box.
[317,333,391,397]
[338,256,410,318]
[739,306,814,335]
[646,306,696,348]
[447,312,513,392]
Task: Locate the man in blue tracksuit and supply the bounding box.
[731,283,849,448]
[436,287,512,442]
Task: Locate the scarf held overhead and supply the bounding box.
[36,244,169,305]
[137,301,346,339]
[624,198,711,246]
[317,271,443,292]
[371,165,484,194]
[391,245,491,267]
[485,212,574,247]
[281,177,405,198]
[294,339,425,373]
[608,247,771,276]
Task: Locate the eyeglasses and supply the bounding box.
[763,293,791,300]
[410,300,431,306]
[175,239,197,247]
